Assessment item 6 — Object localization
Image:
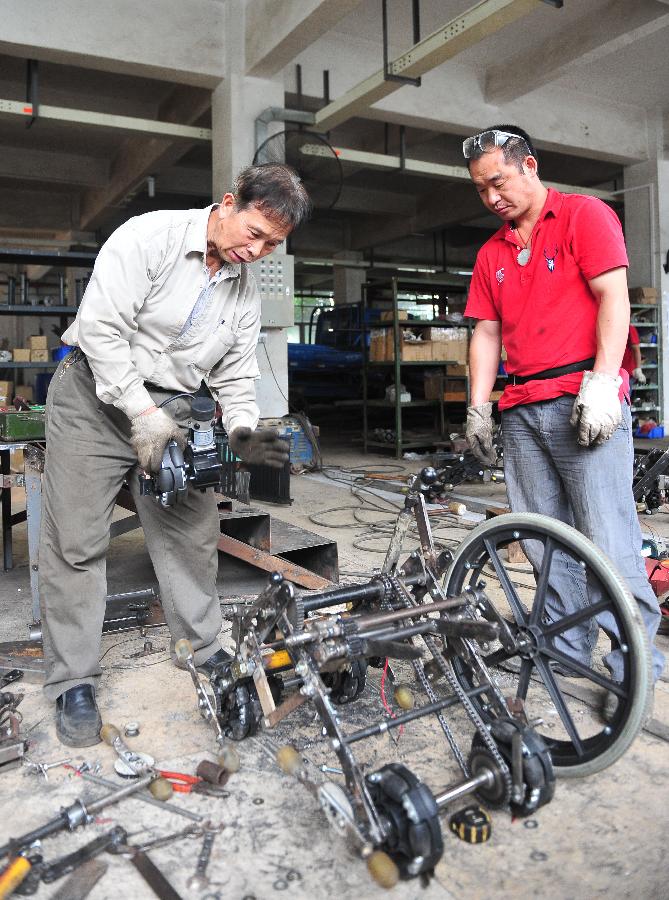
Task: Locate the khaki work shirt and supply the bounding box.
[62,204,261,432]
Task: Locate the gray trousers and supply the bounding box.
[502,396,665,682]
[39,353,222,701]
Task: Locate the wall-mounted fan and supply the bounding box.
[253,130,343,210]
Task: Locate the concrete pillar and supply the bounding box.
[333,251,366,306]
[211,0,285,199]
[624,132,669,423]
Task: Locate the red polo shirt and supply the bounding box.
[465,188,629,410]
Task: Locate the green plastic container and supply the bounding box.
[0,407,46,440]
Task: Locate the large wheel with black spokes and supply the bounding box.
[444,513,652,777]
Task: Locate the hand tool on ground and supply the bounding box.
[0,854,32,900]
[99,723,173,799]
[0,671,22,690]
[107,823,202,856]
[186,822,220,891]
[155,771,201,794]
[40,826,128,884]
[0,772,154,860]
[0,690,28,774]
[49,859,108,900]
[23,757,71,781]
[174,639,227,746]
[72,771,204,823]
[128,850,184,900]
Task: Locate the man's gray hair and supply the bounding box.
[233,163,312,230]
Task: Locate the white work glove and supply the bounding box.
[632,367,646,384]
[130,408,186,472]
[569,371,622,447]
[465,403,498,466]
[229,426,290,469]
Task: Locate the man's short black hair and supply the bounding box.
[469,125,536,173]
[233,163,312,230]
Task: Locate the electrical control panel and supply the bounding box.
[249,253,294,328]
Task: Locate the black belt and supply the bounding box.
[507,357,595,386]
[144,381,182,393]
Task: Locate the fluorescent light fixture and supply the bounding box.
[446,267,474,276]
[396,266,438,273]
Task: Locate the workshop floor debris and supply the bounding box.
[1,444,667,899]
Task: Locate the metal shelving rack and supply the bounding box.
[0,248,96,381]
[361,274,468,459]
[630,302,662,421]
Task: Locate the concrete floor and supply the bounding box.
[0,439,668,899]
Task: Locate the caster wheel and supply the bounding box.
[218,744,241,774]
[366,763,443,879]
[393,684,415,710]
[366,851,400,889]
[322,659,367,704]
[149,776,174,801]
[276,745,302,776]
[469,720,555,817]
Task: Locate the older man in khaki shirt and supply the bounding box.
[40,163,311,747]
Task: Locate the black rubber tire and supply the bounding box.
[445,512,652,778]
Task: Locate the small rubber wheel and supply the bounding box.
[366,851,400,889]
[100,723,120,745]
[174,638,193,660]
[276,745,302,776]
[393,685,415,710]
[218,744,241,774]
[149,776,174,801]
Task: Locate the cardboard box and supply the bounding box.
[447,363,469,377]
[380,310,409,321]
[369,329,387,361]
[443,390,467,402]
[629,286,658,303]
[14,385,33,402]
[12,348,31,362]
[30,349,49,362]
[490,389,504,402]
[385,331,433,361]
[28,335,48,350]
[429,327,469,363]
[0,380,14,405]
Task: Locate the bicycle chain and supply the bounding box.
[378,576,468,775]
[388,575,512,796]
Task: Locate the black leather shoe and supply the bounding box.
[197,647,232,678]
[56,684,102,747]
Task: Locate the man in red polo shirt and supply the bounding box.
[463,125,664,715]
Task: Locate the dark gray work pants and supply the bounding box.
[39,353,222,701]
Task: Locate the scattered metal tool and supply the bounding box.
[99,723,172,800]
[0,690,28,774]
[23,757,71,781]
[0,773,155,860]
[187,822,220,892]
[108,823,202,856]
[49,858,108,900]
[73,771,204,824]
[0,670,23,690]
[40,826,127,884]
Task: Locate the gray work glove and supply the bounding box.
[229,426,290,469]
[130,407,186,472]
[632,366,646,384]
[569,371,622,447]
[466,402,498,466]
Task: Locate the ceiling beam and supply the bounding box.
[245,0,365,77]
[78,86,212,232]
[485,0,669,104]
[0,98,211,142]
[0,0,225,88]
[313,0,547,132]
[349,184,485,252]
[0,145,109,187]
[313,144,615,201]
